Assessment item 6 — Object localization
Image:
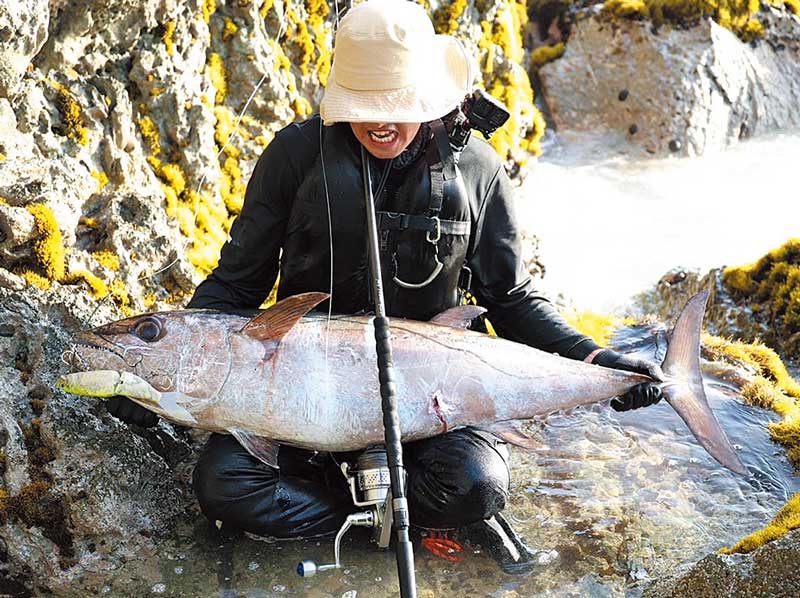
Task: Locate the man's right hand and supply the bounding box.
[105,396,159,428]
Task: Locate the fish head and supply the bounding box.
[63,310,236,399]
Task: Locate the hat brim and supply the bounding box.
[320,35,475,125]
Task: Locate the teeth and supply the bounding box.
[368,130,397,144]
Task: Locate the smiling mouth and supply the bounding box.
[368,130,398,144]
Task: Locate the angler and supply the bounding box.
[64,0,744,575]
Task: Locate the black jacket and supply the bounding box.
[187,116,600,360]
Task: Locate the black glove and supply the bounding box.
[105,395,159,428]
[592,350,664,412]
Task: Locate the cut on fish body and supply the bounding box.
[57,291,747,475]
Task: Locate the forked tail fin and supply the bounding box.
[661,291,748,475]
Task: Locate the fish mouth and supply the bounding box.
[61,335,143,373]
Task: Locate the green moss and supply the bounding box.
[3,481,74,565]
[1,417,76,567]
[722,239,800,358]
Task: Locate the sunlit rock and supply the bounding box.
[539,12,800,157]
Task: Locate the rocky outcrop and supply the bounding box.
[643,528,800,597]
[538,9,800,157]
[0,1,49,97]
[0,0,547,592]
[0,292,199,595]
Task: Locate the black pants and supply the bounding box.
[193,429,510,538]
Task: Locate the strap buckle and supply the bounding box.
[426,216,441,244]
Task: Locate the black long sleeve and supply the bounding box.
[187,128,312,311]
[468,163,601,360]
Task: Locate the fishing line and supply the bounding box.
[319,120,335,372]
[320,0,348,372]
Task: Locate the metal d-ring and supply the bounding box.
[392,243,443,290]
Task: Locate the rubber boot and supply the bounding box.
[461,512,547,575]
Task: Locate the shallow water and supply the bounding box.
[106,325,799,597]
[519,130,800,312]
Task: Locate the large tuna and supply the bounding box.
[58,290,747,475]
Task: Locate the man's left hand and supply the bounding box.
[592,350,664,412]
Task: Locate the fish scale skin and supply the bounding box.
[70,312,649,451]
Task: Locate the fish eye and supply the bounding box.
[132,317,163,342]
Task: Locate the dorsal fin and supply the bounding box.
[429,305,488,329]
[240,292,329,342]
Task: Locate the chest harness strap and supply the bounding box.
[378,120,467,289]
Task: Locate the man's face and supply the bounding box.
[350,122,422,160]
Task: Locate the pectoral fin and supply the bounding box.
[230,428,281,469]
[478,420,545,450]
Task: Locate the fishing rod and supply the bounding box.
[361,145,418,597]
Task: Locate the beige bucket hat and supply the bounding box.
[320,0,477,125]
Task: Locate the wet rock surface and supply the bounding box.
[539,11,800,157]
[644,528,800,597]
[0,292,199,595]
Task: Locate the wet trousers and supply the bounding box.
[193,429,510,538]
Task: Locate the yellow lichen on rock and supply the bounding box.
[163,19,177,55]
[63,270,109,299]
[91,170,109,192]
[308,0,332,86]
[438,0,545,160]
[563,311,636,346]
[604,0,766,40]
[54,83,89,146]
[702,334,800,468]
[721,492,800,553]
[19,270,52,290]
[260,0,275,19]
[223,17,239,41]
[26,203,66,282]
[92,250,120,271]
[109,279,134,316]
[207,53,227,105]
[202,0,217,24]
[138,115,161,156]
[722,239,800,357]
[531,43,566,68]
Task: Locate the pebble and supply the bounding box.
[629,124,638,135]
[173,566,183,575]
[618,89,629,101]
[669,139,682,152]
[249,561,260,571]
[152,583,166,594]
